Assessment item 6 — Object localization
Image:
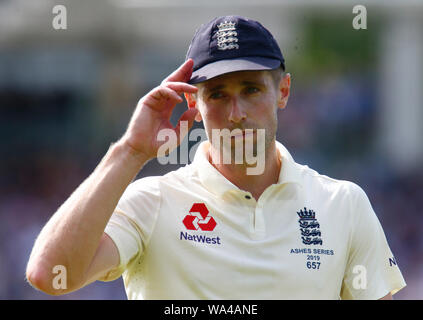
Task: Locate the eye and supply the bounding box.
[209,91,225,100]
[245,87,260,94]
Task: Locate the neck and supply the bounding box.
[208,141,281,200]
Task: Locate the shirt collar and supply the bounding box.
[192,140,302,198]
[275,140,302,186]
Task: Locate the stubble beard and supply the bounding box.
[208,122,276,175]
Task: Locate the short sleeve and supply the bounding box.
[340,184,406,299]
[99,177,161,282]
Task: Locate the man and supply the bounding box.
[26,15,405,299]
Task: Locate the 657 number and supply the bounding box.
[306,261,321,269]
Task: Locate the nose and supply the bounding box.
[228,97,247,123]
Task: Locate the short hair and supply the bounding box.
[268,66,284,88]
[192,67,285,98]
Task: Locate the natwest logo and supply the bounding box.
[183,203,217,231]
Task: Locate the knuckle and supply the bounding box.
[158,85,170,94]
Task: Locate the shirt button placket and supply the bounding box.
[254,203,266,239]
[245,195,265,240]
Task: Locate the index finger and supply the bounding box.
[162,59,194,84]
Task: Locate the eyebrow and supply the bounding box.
[241,80,265,87]
[204,79,265,93]
[205,84,225,93]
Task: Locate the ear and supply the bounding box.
[184,92,202,122]
[277,73,291,110]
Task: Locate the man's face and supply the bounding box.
[187,70,290,158]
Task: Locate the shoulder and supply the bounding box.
[295,161,368,205]
[125,175,161,196]
[126,163,196,194]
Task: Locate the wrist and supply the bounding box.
[113,138,151,169]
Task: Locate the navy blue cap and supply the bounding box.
[186,15,285,84]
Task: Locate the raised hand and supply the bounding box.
[121,59,198,161]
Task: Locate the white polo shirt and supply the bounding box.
[101,141,406,300]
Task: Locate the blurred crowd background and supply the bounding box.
[0,0,422,299]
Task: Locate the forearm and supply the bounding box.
[26,139,149,293]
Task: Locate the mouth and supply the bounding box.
[231,129,256,139]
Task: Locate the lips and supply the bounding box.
[231,129,255,139]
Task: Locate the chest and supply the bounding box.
[141,189,351,299]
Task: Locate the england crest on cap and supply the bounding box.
[215,21,239,51]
